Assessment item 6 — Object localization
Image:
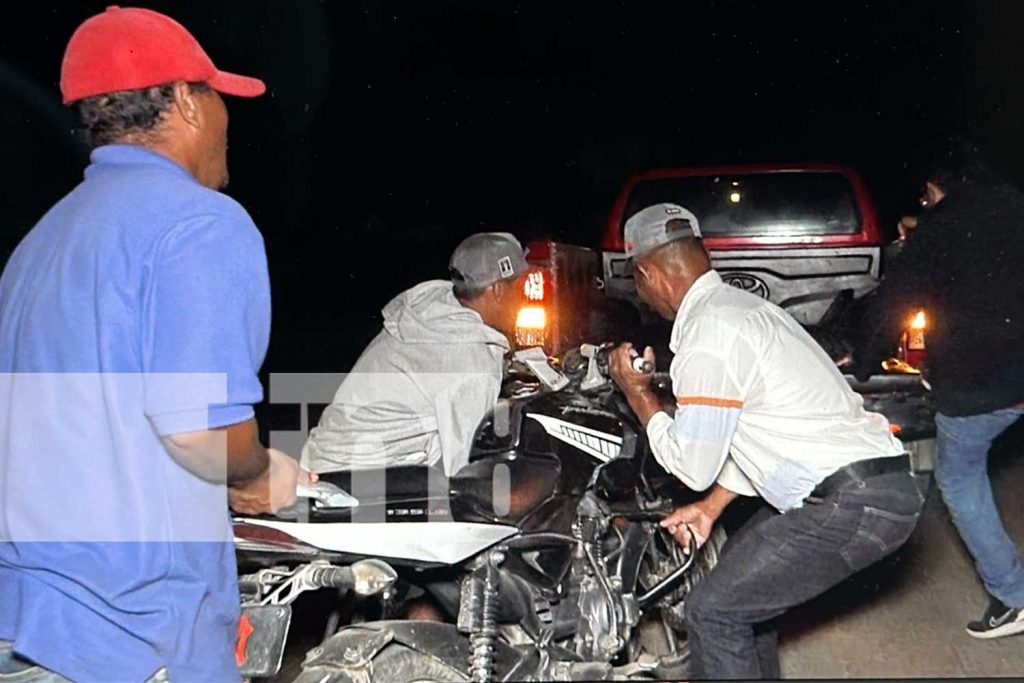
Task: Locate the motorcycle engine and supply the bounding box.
[569,494,637,661]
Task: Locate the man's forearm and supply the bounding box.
[223,419,270,485]
[697,484,740,518]
[626,388,665,427]
[162,418,269,485]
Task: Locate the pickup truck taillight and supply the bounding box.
[517,241,606,355]
[895,309,927,371]
[516,305,546,347]
[524,271,545,302]
[516,272,548,348]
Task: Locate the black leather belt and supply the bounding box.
[805,454,911,503]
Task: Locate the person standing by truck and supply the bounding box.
[0,7,312,680]
[608,202,922,679]
[859,143,1024,639]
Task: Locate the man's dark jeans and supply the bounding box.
[684,470,923,679]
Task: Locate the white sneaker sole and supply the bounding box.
[966,617,1024,639]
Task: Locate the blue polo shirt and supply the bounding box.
[0,145,271,681]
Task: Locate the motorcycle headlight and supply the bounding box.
[350,559,398,596]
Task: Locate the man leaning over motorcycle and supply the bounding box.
[607,202,924,680]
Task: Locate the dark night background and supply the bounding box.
[1,0,1022,375]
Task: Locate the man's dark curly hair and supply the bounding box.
[910,136,995,193]
[75,81,210,148]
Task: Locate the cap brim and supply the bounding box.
[208,70,266,98]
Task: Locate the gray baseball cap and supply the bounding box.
[449,232,530,288]
[624,202,702,259]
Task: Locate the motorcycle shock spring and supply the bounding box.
[469,553,501,683]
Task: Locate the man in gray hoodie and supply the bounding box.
[302,233,530,476]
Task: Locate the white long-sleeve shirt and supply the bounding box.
[646,270,904,511]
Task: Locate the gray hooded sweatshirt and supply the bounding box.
[301,280,509,476]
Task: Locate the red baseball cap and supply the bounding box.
[60,5,266,104]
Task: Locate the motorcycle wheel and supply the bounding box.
[295,642,469,683]
[680,524,727,597]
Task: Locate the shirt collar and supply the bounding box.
[86,144,196,182]
[669,269,722,353]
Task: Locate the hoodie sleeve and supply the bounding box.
[432,370,499,479]
[432,368,502,476]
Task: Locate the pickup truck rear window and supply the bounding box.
[622,171,861,238]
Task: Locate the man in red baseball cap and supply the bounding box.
[0,6,312,681]
[60,5,267,104]
[62,5,267,190]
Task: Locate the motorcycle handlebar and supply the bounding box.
[593,344,654,374]
[307,564,354,589]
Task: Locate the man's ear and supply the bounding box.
[641,262,670,295]
[172,81,202,129]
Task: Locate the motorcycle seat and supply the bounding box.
[316,465,450,505]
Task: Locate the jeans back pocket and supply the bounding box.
[839,505,920,572]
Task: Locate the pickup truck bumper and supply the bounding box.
[845,373,936,472]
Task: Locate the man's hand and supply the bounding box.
[897,215,918,241]
[608,343,663,426]
[659,484,738,554]
[228,448,317,515]
[608,342,656,398]
[660,503,717,554]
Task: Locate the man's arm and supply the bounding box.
[162,418,314,514]
[162,418,268,485]
[143,213,311,514]
[609,332,752,492]
[610,343,664,426]
[660,483,739,552]
[433,368,502,476]
[856,211,943,378]
[715,456,759,497]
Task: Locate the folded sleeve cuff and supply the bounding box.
[149,404,255,436]
[645,410,675,442]
[716,457,758,497]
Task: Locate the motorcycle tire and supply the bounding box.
[638,524,727,649]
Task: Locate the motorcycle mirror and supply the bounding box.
[580,345,610,392]
[296,481,360,509]
[513,347,569,391]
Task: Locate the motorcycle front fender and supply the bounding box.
[298,620,537,682]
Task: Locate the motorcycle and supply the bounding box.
[234,344,725,681]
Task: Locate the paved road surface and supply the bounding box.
[779,426,1024,678]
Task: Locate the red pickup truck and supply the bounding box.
[516,162,936,471]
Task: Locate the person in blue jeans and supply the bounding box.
[934,407,1024,637]
[609,203,922,678]
[861,138,1024,638]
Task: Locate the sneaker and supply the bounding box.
[966,597,1024,639]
